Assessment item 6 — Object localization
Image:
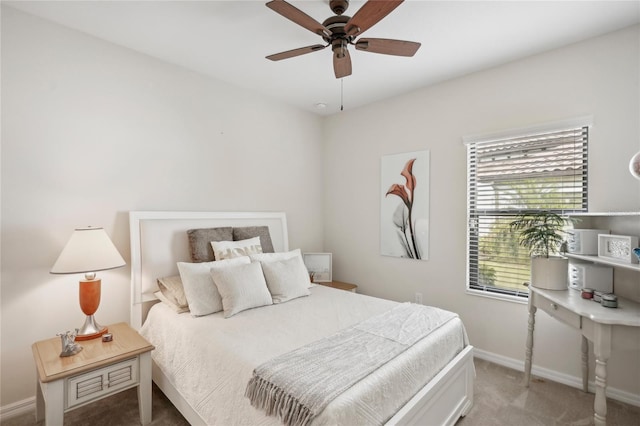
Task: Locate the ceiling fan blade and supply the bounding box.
[333,49,352,79]
[267,44,327,61]
[266,0,331,38]
[344,0,404,37]
[355,38,420,56]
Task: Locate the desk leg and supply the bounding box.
[524,300,536,387]
[138,352,152,425]
[593,323,611,426]
[581,336,588,392]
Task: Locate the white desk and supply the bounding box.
[524,287,640,426]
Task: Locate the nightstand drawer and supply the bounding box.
[66,357,139,409]
[536,294,581,329]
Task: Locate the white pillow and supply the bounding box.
[211,237,263,260]
[210,261,273,318]
[249,248,302,263]
[177,257,250,316]
[261,256,311,303]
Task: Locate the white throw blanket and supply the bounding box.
[245,303,458,426]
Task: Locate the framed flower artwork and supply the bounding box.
[381,150,429,260]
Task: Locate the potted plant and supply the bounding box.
[509,211,577,290]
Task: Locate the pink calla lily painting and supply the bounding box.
[381,151,429,260]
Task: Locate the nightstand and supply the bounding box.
[317,280,357,293]
[32,322,154,426]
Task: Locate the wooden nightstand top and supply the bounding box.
[32,322,154,383]
[317,280,357,292]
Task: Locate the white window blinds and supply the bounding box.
[466,125,588,298]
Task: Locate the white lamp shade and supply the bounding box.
[51,227,126,274]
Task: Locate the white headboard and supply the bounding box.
[129,211,289,329]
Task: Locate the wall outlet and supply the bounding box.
[414,292,423,304]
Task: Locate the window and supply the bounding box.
[465,121,589,299]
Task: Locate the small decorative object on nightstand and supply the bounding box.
[57,330,82,357]
[317,280,357,293]
[32,322,154,426]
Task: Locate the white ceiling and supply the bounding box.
[5,1,640,116]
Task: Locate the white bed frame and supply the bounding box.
[129,211,474,426]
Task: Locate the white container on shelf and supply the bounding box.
[568,261,613,293]
[567,229,609,255]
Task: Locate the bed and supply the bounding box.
[129,211,474,426]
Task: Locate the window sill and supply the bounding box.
[465,288,529,305]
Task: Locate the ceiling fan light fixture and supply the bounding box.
[332,39,348,58]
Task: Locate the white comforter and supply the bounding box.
[140,285,467,425]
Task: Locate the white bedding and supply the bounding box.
[140,285,467,425]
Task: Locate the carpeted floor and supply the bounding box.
[3,358,639,426]
[457,359,640,426]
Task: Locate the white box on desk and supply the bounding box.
[567,229,609,255]
[568,261,613,293]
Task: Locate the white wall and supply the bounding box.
[0,7,324,407]
[323,25,640,399]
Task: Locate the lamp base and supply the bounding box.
[75,315,108,341]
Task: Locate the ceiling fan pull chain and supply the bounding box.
[341,78,344,111]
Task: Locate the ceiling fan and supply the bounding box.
[266,0,421,79]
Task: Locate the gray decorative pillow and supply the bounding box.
[187,227,233,262]
[233,226,275,253]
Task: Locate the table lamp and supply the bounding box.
[50,227,126,340]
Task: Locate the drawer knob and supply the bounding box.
[550,303,558,310]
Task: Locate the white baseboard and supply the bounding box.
[473,348,640,408]
[0,396,35,422]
